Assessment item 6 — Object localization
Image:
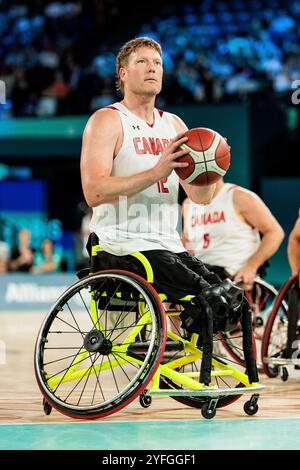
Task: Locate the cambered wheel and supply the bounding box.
[261,276,296,377]
[35,270,166,419]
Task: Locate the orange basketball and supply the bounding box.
[175,127,231,186]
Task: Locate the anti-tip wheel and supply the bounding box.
[243,400,259,416]
[201,402,216,419]
[280,366,289,382]
[139,392,152,408]
[43,398,52,415]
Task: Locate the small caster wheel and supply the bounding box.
[139,392,152,408]
[243,400,258,416]
[43,398,52,415]
[280,366,289,382]
[201,401,216,419]
[255,316,263,327]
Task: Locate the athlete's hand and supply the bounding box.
[152,132,190,180]
[233,263,257,290]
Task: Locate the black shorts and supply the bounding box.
[95,249,221,303]
[202,264,229,281]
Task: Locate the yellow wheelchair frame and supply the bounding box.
[35,244,265,419]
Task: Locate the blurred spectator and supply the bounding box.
[0,240,10,274]
[31,239,62,274]
[9,229,34,272]
[0,0,300,115]
[81,206,92,259]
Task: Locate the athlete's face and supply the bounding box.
[120,46,163,97]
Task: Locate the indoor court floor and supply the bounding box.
[1,311,300,450]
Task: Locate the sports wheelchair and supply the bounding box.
[35,236,265,420]
[262,272,300,382]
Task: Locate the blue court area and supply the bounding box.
[0,418,299,450]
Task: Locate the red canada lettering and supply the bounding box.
[133,137,170,156]
[149,137,156,154]
[142,137,152,154]
[155,138,163,155]
[191,210,226,226]
[133,137,143,155]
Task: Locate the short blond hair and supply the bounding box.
[116,37,162,94]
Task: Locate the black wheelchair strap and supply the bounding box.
[241,299,259,384]
[195,298,214,385]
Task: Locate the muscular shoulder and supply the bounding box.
[291,215,300,237]
[170,113,188,133]
[84,108,122,138]
[232,186,261,210]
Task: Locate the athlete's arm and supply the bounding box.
[232,189,284,285]
[81,109,189,206]
[288,215,300,276]
[171,115,216,204]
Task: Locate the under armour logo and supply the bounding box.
[132,125,140,130]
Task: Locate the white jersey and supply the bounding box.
[90,102,185,255]
[184,183,260,274]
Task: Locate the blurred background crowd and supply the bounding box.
[0,0,300,118]
[0,0,299,282]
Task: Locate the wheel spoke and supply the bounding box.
[111,352,132,382]
[91,355,106,404]
[53,315,83,334]
[107,354,120,394]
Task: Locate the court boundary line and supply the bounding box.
[0,416,300,427]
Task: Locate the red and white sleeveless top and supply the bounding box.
[184,183,260,274]
[90,102,185,255]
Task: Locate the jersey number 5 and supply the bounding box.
[203,233,210,249]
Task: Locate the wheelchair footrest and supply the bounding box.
[263,357,300,366]
[147,384,265,397]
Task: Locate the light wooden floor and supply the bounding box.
[0,312,300,423]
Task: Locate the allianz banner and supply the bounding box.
[0,273,77,311]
